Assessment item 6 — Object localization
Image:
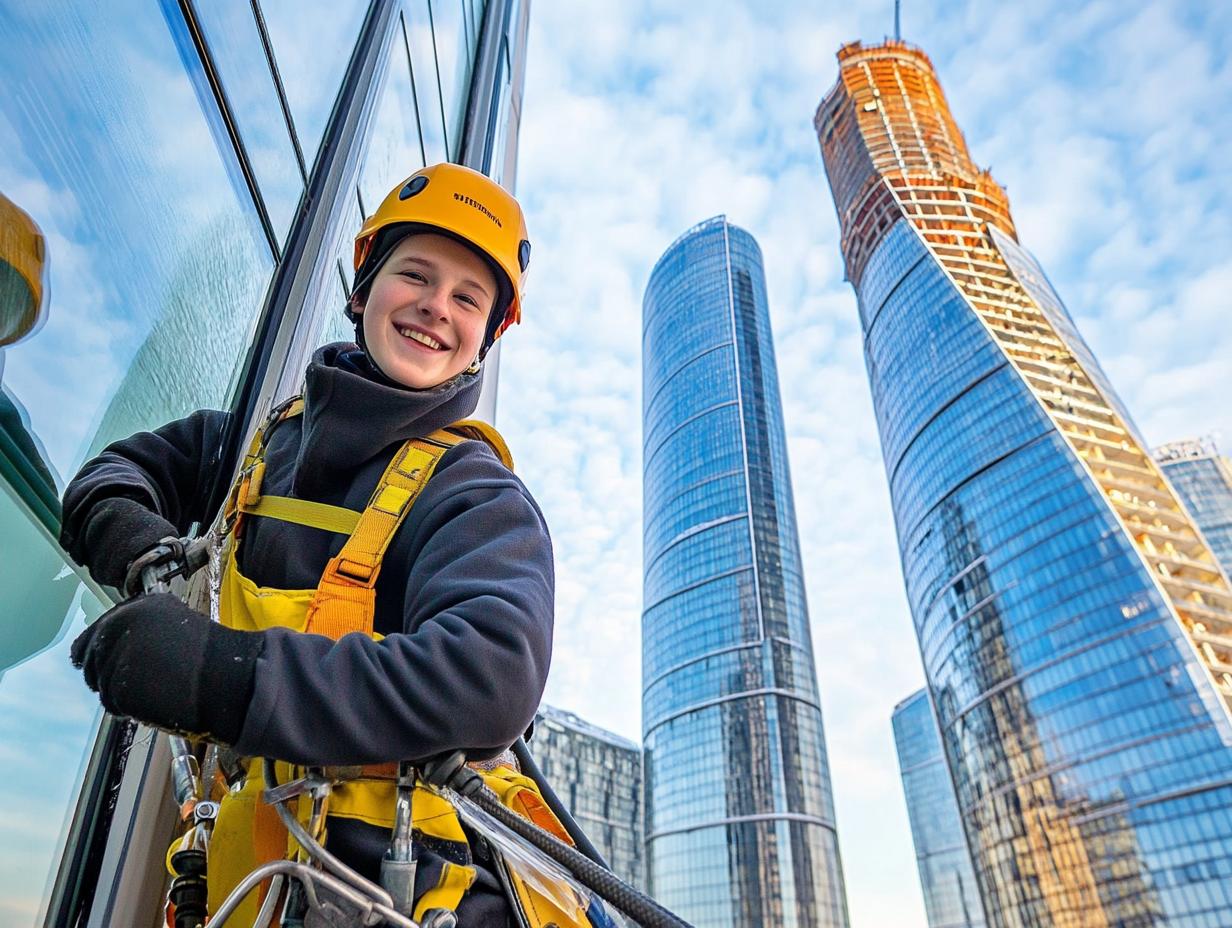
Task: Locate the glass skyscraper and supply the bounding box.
[892,689,988,928]
[531,705,645,889]
[816,39,1232,926]
[1156,438,1232,576]
[641,216,849,927]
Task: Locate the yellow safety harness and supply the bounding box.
[176,397,594,927]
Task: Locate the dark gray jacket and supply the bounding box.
[61,343,554,767]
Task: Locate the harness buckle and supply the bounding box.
[334,558,375,584]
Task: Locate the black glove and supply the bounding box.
[72,497,179,590]
[70,593,264,744]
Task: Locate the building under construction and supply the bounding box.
[817,39,1232,927]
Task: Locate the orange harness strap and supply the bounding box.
[303,432,467,639]
[223,400,514,643]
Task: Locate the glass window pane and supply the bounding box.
[194,0,305,245]
[357,32,425,219]
[461,0,476,58]
[324,190,364,345]
[257,0,367,171]
[0,484,107,925]
[470,0,486,42]
[404,1,448,164]
[428,0,471,157]
[0,3,276,915]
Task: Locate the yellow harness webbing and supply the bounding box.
[302,431,468,639]
[203,399,591,926]
[225,397,512,640]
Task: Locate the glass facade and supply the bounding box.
[817,40,1232,927]
[642,216,849,927]
[0,1,529,923]
[892,689,988,928]
[531,705,645,889]
[1156,439,1232,577]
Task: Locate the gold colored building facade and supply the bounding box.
[817,40,1232,928]
[816,42,1232,701]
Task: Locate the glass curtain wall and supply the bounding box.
[892,690,988,928]
[532,705,645,890]
[1156,439,1232,576]
[0,0,530,923]
[816,40,1232,928]
[642,216,849,928]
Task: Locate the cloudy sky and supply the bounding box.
[494,1,1232,925]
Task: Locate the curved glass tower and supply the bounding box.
[641,217,849,928]
[1156,438,1232,576]
[892,689,988,928]
[816,40,1232,926]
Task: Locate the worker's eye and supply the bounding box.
[456,293,479,308]
[400,271,427,283]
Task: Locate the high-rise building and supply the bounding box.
[531,705,644,889]
[892,689,988,928]
[816,39,1232,926]
[0,2,529,922]
[642,216,849,927]
[1156,437,1232,575]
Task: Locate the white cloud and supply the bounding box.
[501,2,1232,925]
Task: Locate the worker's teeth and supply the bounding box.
[398,327,443,350]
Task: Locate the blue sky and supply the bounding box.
[497,2,1232,925]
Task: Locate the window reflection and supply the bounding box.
[429,0,471,157]
[358,20,426,219]
[0,2,275,918]
[193,0,306,245]
[257,0,367,170]
[404,0,449,164]
[0,193,59,528]
[0,482,107,924]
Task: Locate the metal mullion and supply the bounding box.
[459,0,509,168]
[178,0,281,258]
[424,0,452,157]
[250,0,309,182]
[399,10,429,166]
[201,0,395,526]
[723,220,766,643]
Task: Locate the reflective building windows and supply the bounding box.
[817,40,1232,926]
[532,706,645,889]
[0,6,275,914]
[892,689,988,928]
[0,0,525,921]
[642,217,849,927]
[1156,438,1232,577]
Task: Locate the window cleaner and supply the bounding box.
[62,164,692,927]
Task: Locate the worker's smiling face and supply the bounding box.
[352,233,496,389]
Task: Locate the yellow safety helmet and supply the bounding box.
[1,192,48,348]
[353,163,530,357]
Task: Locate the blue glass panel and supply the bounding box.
[357,25,426,217]
[892,690,988,927]
[642,218,846,925]
[0,1,274,917]
[1158,453,1232,575]
[858,200,1232,926]
[257,0,367,172]
[404,1,448,165]
[428,0,471,157]
[194,0,304,245]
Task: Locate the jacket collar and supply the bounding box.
[292,342,483,497]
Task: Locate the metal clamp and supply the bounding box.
[263,769,334,806]
[125,535,212,597]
